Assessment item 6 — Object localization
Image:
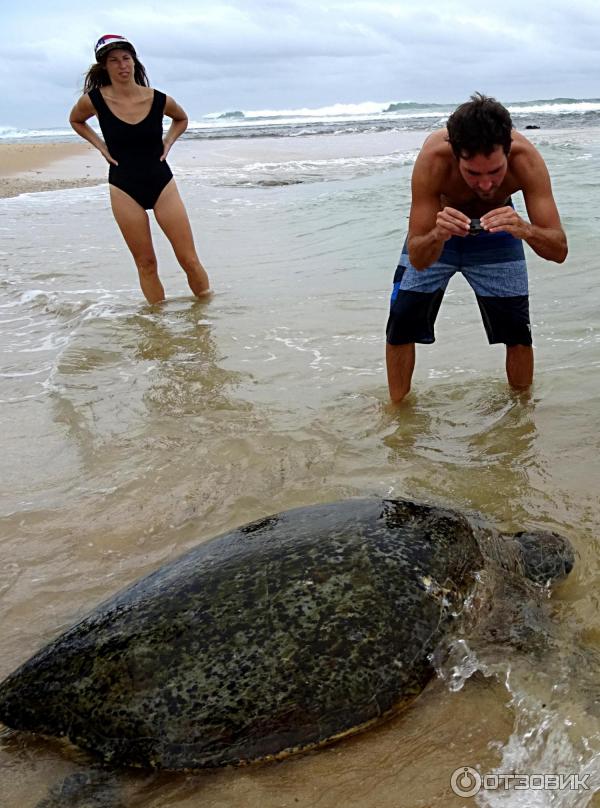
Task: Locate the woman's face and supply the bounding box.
[103,48,135,83]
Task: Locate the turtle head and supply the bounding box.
[511,530,575,585]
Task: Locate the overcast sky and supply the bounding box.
[2,0,600,129]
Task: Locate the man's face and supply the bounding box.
[457,145,509,199]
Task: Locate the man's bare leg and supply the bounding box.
[506,344,534,390]
[386,343,415,404]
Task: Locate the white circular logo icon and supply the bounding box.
[451,766,482,797]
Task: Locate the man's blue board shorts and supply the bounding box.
[386,229,532,346]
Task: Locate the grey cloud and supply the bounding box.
[2,0,600,127]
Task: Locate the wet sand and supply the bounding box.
[0,128,428,200]
[0,142,106,198]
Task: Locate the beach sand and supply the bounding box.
[0,129,427,200]
[0,141,106,198]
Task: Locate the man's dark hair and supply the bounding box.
[446,92,513,159]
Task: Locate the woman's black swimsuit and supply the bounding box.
[88,87,173,210]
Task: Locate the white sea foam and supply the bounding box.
[508,101,600,115]
[5,97,600,144]
[198,97,600,125]
[205,100,397,119]
[188,109,447,132]
[185,151,418,187]
[0,125,77,140]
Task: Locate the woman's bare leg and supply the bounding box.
[154,181,210,298]
[110,186,165,304]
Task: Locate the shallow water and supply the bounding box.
[0,127,599,806]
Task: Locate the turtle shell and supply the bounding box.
[0,498,484,769]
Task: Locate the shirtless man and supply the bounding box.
[385,93,567,403]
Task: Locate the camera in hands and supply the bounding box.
[468,218,485,236]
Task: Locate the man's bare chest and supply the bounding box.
[440,177,522,217]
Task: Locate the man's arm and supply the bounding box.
[407,141,470,270]
[481,148,567,263]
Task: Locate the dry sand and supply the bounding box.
[0,142,106,199]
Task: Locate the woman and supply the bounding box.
[69,34,210,304]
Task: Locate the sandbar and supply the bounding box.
[0,142,106,199]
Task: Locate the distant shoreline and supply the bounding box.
[3,96,600,151]
[0,118,593,201]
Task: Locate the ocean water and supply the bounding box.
[3,96,600,142]
[0,102,599,807]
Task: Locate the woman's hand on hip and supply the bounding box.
[160,141,172,161]
[99,146,118,166]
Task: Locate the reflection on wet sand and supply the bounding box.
[46,300,250,525]
[134,305,246,418]
[52,299,242,441]
[381,382,543,523]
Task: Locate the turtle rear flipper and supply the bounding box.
[35,769,124,808]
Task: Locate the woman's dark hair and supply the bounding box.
[446,92,513,159]
[83,50,149,93]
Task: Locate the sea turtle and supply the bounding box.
[0,498,574,776]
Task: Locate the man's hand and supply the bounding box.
[480,206,528,238]
[435,206,470,240]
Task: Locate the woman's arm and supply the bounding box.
[161,96,188,161]
[69,95,118,165]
